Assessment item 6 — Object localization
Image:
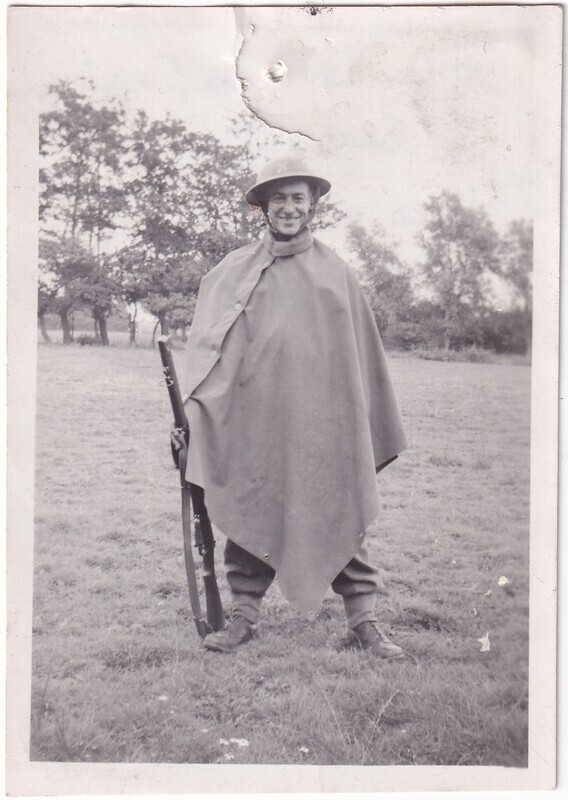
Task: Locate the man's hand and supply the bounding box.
[170,427,187,470]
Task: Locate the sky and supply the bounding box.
[10,5,543,269]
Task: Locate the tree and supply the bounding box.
[37,278,56,343]
[40,80,127,247]
[40,80,127,344]
[74,260,118,345]
[113,248,148,345]
[40,236,121,345]
[347,223,414,348]
[122,113,208,338]
[188,130,265,264]
[417,191,500,350]
[39,237,96,343]
[499,219,533,355]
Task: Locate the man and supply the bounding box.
[179,156,408,658]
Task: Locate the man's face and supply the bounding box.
[266,179,313,238]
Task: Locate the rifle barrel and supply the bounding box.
[158,336,188,431]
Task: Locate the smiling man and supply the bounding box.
[264,179,312,237]
[180,156,408,657]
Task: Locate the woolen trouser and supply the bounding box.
[224,538,384,628]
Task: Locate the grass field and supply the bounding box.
[31,344,530,766]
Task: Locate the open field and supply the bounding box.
[31,344,530,765]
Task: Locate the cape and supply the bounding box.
[182,227,408,615]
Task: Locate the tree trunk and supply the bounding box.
[442,304,452,351]
[127,303,137,346]
[180,324,188,343]
[39,313,52,343]
[151,318,160,348]
[60,311,73,344]
[94,317,101,343]
[159,312,170,336]
[97,314,110,346]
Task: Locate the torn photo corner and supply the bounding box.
[6,3,561,797]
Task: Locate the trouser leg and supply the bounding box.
[331,541,384,629]
[224,539,276,624]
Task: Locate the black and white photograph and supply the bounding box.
[6,3,560,795]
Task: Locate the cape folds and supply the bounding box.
[182,227,408,614]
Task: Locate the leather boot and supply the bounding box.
[345,621,404,660]
[203,615,255,653]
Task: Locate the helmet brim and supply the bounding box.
[246,174,331,206]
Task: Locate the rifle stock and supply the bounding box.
[158,336,225,639]
[191,485,226,631]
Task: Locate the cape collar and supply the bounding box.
[261,226,314,258]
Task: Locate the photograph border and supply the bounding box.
[5,2,561,795]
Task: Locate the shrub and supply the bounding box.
[411,347,498,364]
[77,334,98,347]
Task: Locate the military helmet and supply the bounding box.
[246,156,331,206]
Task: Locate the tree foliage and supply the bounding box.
[39,80,127,342]
[39,237,96,343]
[40,79,127,246]
[417,191,501,350]
[498,219,533,354]
[499,219,533,312]
[347,223,414,349]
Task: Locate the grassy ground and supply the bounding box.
[31,344,530,766]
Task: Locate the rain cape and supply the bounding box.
[182,226,408,614]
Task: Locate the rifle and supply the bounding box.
[158,335,225,639]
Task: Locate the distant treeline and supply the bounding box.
[39,80,532,354]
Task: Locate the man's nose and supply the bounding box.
[282,197,295,213]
